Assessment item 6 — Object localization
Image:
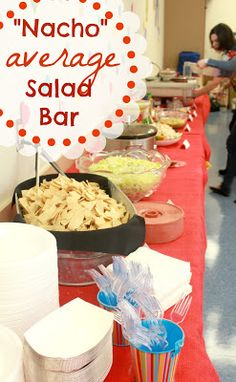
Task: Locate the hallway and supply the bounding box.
[204,109,236,382]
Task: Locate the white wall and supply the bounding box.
[205,0,236,59]
[0,147,18,209]
[0,147,47,212]
[124,0,164,71]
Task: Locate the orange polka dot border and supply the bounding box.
[1,0,139,146]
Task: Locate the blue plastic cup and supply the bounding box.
[97,291,129,347]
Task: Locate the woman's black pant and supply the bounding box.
[221,114,236,193]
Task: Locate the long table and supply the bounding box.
[60,95,220,382]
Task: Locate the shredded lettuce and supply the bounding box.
[89,156,164,201]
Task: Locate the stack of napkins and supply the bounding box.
[114,246,192,311]
[23,298,114,382]
[0,223,59,338]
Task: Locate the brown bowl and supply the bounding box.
[135,201,184,244]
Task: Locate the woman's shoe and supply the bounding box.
[218,169,235,176]
[210,186,230,197]
[218,169,227,176]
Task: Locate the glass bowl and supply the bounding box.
[155,110,188,129]
[76,148,170,202]
[159,69,176,81]
[58,250,115,286]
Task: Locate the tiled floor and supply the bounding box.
[204,109,236,382]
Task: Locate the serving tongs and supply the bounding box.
[17,139,66,188]
[14,192,23,223]
[14,140,67,218]
[40,148,66,177]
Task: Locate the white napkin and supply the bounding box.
[161,283,192,311]
[111,246,192,311]
[24,335,113,382]
[24,298,113,363]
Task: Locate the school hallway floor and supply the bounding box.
[204,109,236,382]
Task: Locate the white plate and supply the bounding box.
[156,136,182,146]
[0,325,24,382]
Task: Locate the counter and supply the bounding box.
[146,78,198,98]
[61,94,220,382]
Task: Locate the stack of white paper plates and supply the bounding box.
[0,324,25,382]
[24,298,114,382]
[0,223,59,338]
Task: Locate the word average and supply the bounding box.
[6,50,119,89]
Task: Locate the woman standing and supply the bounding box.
[195,23,236,198]
[197,23,236,76]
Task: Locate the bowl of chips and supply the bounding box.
[155,110,188,129]
[76,148,170,202]
[14,173,145,285]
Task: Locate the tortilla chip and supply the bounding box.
[18,175,130,231]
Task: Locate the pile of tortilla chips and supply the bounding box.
[19,175,130,231]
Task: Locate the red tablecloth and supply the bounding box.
[61,95,220,382]
[185,94,211,160]
[195,94,211,124]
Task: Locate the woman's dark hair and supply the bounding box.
[210,23,235,50]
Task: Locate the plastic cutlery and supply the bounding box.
[170,294,192,324]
